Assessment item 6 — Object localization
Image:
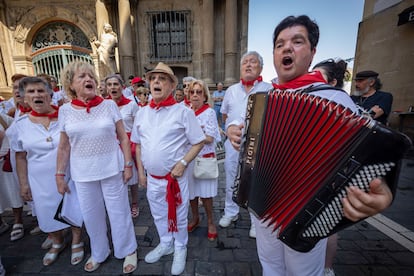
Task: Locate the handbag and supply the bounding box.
[0,115,12,172]
[54,180,83,227]
[193,156,219,179]
[2,149,12,172]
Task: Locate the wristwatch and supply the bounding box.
[180,159,188,167]
[125,161,134,168]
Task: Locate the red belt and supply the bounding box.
[150,173,182,232]
[202,152,215,158]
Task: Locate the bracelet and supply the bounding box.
[55,173,66,177]
[124,165,133,169]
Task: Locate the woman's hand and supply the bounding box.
[56,177,70,195]
[20,184,32,201]
[123,167,133,184]
[138,172,147,188]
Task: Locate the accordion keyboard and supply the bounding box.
[303,162,395,238]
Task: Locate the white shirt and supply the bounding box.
[195,107,221,156]
[221,81,273,130]
[59,100,124,182]
[131,103,205,176]
[119,100,139,133]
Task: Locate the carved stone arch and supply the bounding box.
[13,6,97,57]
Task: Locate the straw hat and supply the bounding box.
[146,62,178,88]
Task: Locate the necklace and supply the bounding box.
[359,96,370,106]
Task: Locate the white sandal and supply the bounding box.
[84,256,101,272]
[123,251,137,274]
[71,242,84,265]
[10,224,24,242]
[43,243,65,266]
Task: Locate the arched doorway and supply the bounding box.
[31,21,94,88]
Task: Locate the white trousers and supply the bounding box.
[147,174,189,250]
[223,139,240,218]
[75,172,137,262]
[252,216,326,276]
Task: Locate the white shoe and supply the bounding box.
[171,247,187,275]
[145,243,174,263]
[30,226,42,235]
[324,268,336,276]
[249,224,256,238]
[219,215,238,228]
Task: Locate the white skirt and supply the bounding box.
[0,158,24,213]
[187,160,218,199]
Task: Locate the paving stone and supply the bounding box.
[1,154,414,275]
[194,261,225,276]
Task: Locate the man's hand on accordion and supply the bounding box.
[227,124,244,151]
[342,178,393,222]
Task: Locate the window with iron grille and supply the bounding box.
[148,10,191,63]
[31,21,93,86]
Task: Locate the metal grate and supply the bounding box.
[147,10,192,63]
[31,21,93,87]
[32,48,93,87]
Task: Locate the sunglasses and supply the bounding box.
[190,90,203,95]
[138,93,149,96]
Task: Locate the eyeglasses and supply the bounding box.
[190,90,203,95]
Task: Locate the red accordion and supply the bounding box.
[233,88,412,252]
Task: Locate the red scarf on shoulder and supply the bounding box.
[71,96,104,113]
[194,103,210,116]
[19,105,32,114]
[116,95,131,107]
[241,76,263,86]
[30,105,59,119]
[272,71,326,90]
[149,94,176,110]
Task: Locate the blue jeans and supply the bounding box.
[214,104,224,129]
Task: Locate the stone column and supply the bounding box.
[118,0,134,79]
[95,0,110,80]
[224,0,237,84]
[201,0,214,85]
[95,0,109,40]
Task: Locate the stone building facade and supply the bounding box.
[352,0,414,129]
[0,0,249,98]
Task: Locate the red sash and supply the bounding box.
[150,173,182,232]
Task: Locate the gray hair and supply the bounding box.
[18,76,53,98]
[104,74,124,86]
[183,76,196,83]
[241,51,264,68]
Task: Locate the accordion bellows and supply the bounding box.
[233,89,412,252]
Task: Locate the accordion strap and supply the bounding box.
[300,83,347,94]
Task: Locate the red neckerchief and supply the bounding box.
[241,75,263,86]
[71,95,104,113]
[30,105,59,119]
[19,105,32,114]
[138,102,147,107]
[53,87,60,92]
[194,103,210,116]
[149,94,176,110]
[116,95,131,107]
[272,71,327,90]
[184,98,191,107]
[149,173,182,232]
